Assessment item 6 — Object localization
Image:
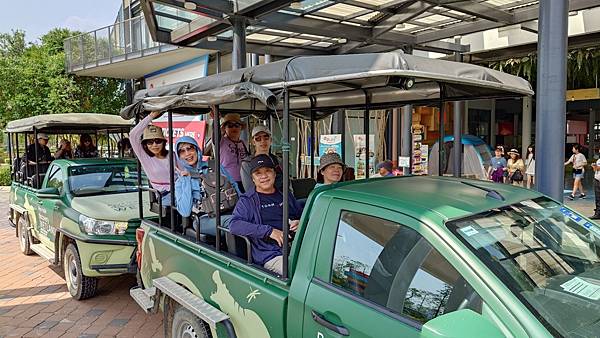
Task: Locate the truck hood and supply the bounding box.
[71,191,155,222]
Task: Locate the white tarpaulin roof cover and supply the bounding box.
[121,51,533,119]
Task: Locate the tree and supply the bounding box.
[0,29,126,127]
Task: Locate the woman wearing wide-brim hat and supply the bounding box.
[506,148,525,186]
[219,113,249,191]
[316,152,346,188]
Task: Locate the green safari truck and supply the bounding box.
[133,176,600,338]
[6,114,154,300]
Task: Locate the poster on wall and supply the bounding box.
[319,134,342,155]
[411,124,426,175]
[152,115,207,150]
[353,134,375,179]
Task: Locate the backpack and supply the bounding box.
[198,162,239,217]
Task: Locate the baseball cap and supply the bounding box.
[249,154,275,174]
[142,125,165,141]
[37,133,49,140]
[251,125,272,138]
[377,161,393,172]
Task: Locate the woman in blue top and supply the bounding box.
[174,136,239,236]
[488,147,507,183]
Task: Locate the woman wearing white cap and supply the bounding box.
[130,111,174,205]
[240,125,284,192]
[220,113,249,191]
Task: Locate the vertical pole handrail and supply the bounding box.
[363,91,370,179]
[438,84,446,176]
[214,106,222,252]
[282,88,290,279]
[168,111,176,232]
[8,133,13,181]
[136,116,144,221]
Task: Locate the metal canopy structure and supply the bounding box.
[140,0,599,57]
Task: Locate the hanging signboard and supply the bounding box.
[353,134,375,179]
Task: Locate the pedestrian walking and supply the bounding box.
[488,147,507,183]
[525,144,535,189]
[565,144,587,200]
[507,149,525,186]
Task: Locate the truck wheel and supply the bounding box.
[18,216,33,255]
[63,243,98,300]
[171,305,211,338]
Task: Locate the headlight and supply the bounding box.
[79,215,127,235]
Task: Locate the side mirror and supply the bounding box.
[37,187,60,199]
[421,309,505,338]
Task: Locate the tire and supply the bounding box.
[171,305,211,338]
[63,243,98,300]
[18,216,33,255]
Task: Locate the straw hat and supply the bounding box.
[220,113,246,128]
[507,148,520,156]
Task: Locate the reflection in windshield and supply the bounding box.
[448,197,600,337]
[69,164,146,196]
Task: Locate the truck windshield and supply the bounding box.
[69,164,146,197]
[447,197,600,337]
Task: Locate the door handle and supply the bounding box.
[311,310,349,336]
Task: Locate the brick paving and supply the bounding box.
[0,189,163,337]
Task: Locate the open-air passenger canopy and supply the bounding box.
[121,51,533,119]
[124,51,533,279]
[6,113,133,133]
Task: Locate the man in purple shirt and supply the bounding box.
[229,154,303,275]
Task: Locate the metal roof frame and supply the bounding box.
[140,0,599,57]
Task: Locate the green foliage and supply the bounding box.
[487,47,600,90]
[0,28,126,128]
[0,166,10,186]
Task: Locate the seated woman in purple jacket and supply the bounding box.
[230,154,303,275]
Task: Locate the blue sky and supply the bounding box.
[0,0,122,43]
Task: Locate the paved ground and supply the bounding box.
[0,189,163,338]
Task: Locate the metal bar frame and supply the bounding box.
[8,133,13,181]
[168,111,176,232]
[214,105,222,252]
[282,88,290,279]
[33,128,39,183]
[438,83,446,176]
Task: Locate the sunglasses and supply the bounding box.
[226,122,242,128]
[253,135,270,142]
[145,139,164,145]
[178,145,195,154]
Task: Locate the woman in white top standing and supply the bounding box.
[564,143,587,200]
[525,144,535,189]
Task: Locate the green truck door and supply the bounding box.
[35,165,64,244]
[302,200,499,338]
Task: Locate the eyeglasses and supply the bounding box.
[178,145,195,154]
[146,139,164,145]
[226,122,242,128]
[253,135,270,142]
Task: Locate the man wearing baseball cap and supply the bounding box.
[230,154,303,275]
[26,132,53,164]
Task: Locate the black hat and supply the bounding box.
[250,154,275,174]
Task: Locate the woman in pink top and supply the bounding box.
[220,113,249,192]
[130,111,173,205]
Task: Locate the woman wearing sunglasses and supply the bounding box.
[130,111,174,206]
[220,113,249,191]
